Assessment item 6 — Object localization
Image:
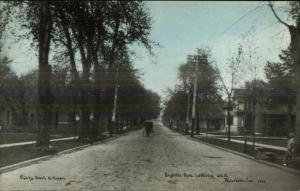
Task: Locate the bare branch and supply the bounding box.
[218,73,230,96]
[269,1,291,29]
[52,37,67,47]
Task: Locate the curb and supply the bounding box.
[192,137,300,176]
[0,131,134,174]
[169,127,300,176]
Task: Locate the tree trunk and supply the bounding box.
[290,26,300,151]
[76,31,92,139]
[103,68,115,136]
[227,97,232,141]
[60,14,87,139]
[196,115,200,134]
[93,60,104,139]
[293,44,300,151]
[269,3,300,151]
[80,72,91,139]
[36,1,53,149]
[227,107,231,141]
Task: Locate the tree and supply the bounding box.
[264,47,296,134]
[0,2,13,82]
[163,48,222,136]
[183,48,221,136]
[269,1,300,150]
[178,62,193,134]
[5,1,55,148]
[36,1,54,149]
[218,44,244,141]
[114,57,161,129]
[264,46,295,91]
[101,1,154,135]
[162,86,187,125]
[7,1,155,141]
[51,1,154,138]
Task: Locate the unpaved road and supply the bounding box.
[1,121,300,191]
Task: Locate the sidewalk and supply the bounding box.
[216,135,286,140]
[171,126,287,151]
[0,136,78,149]
[217,137,286,151]
[192,132,287,151]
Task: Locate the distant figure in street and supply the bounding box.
[169,120,173,128]
[143,121,153,137]
[283,133,295,166]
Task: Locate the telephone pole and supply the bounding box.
[185,83,191,135]
[188,53,201,138]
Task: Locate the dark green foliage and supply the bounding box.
[264,47,296,105]
[2,1,160,141]
[163,48,223,123]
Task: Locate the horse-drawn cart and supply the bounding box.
[143,121,153,137]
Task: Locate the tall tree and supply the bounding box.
[269,1,300,150]
[164,48,222,135]
[264,47,296,134]
[52,1,154,138]
[0,2,12,79]
[100,1,153,135]
[264,46,295,91]
[162,86,188,125]
[218,44,244,141]
[36,1,54,149]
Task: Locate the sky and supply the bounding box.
[3,1,291,98]
[132,1,290,96]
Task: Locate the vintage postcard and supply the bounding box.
[0,1,300,191]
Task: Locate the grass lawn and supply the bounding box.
[196,136,300,171]
[0,133,113,168]
[198,136,255,156]
[232,137,287,147]
[0,139,88,168]
[0,128,137,168]
[207,132,287,147]
[169,127,300,171]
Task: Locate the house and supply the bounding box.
[0,105,14,129]
[230,88,295,136]
[0,74,79,133]
[0,78,23,130]
[198,112,225,131]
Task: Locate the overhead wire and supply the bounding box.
[220,2,267,35]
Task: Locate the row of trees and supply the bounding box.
[0,1,161,149]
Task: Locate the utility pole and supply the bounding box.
[185,81,190,135]
[252,78,257,151]
[251,51,257,152]
[188,54,200,138]
[191,57,198,138]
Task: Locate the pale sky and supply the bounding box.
[3,1,291,98]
